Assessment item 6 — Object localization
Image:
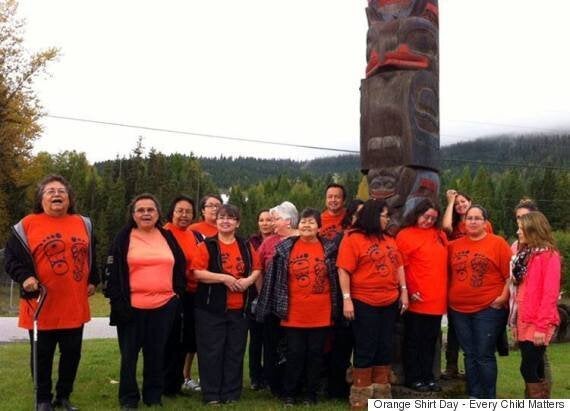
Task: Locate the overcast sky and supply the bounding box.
[16,0,570,163]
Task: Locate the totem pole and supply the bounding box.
[360,0,440,231]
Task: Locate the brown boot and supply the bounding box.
[372,365,392,399]
[541,379,551,399]
[526,382,545,399]
[350,368,373,410]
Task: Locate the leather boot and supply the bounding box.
[350,368,373,410]
[372,365,392,399]
[526,382,545,399]
[541,379,551,399]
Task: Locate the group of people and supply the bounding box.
[4,175,562,410]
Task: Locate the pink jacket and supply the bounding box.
[518,250,561,332]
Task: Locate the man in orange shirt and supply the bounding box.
[319,184,347,241]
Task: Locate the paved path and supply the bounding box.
[0,317,116,343]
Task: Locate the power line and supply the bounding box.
[45,114,570,171]
[46,114,359,154]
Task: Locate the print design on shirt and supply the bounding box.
[470,253,489,288]
[71,236,88,281]
[367,244,390,277]
[221,252,244,277]
[40,233,69,275]
[321,225,339,240]
[451,250,470,281]
[290,253,311,288]
[312,257,328,294]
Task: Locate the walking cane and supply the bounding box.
[33,284,48,411]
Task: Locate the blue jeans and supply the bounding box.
[449,307,507,399]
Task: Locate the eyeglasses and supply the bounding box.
[421,214,438,222]
[204,204,220,209]
[174,208,193,215]
[135,207,157,214]
[465,216,485,222]
[217,215,237,221]
[43,188,68,196]
[380,213,390,219]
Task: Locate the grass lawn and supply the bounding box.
[1,340,569,410]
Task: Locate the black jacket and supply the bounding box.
[104,225,186,326]
[194,235,254,315]
[4,214,99,298]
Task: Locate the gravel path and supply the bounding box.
[0,317,116,343]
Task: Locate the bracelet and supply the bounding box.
[400,285,407,290]
[342,293,351,300]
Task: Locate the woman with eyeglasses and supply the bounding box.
[395,199,447,393]
[5,175,99,411]
[191,204,262,405]
[447,205,511,399]
[105,193,186,409]
[189,194,223,239]
[162,195,203,395]
[337,199,408,406]
[510,211,560,398]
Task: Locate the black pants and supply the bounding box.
[28,326,84,403]
[195,308,248,403]
[117,298,178,407]
[403,312,442,384]
[519,341,546,383]
[325,323,353,399]
[352,300,398,368]
[163,297,185,395]
[263,314,285,395]
[282,327,328,398]
[248,318,264,385]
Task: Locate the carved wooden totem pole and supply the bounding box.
[360,0,439,230]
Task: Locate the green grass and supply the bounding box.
[1,340,569,410]
[88,291,110,317]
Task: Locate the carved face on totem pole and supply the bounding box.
[360,0,440,231]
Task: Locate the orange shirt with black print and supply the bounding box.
[164,222,200,293]
[396,227,448,315]
[448,233,511,313]
[337,231,402,307]
[192,241,262,310]
[281,240,332,328]
[189,221,217,238]
[319,209,346,240]
[18,214,91,330]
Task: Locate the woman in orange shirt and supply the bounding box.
[105,193,186,409]
[396,199,447,392]
[189,194,222,239]
[448,205,511,399]
[257,208,339,405]
[5,175,99,411]
[192,204,262,405]
[163,195,202,395]
[337,199,408,407]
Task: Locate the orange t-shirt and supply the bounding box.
[395,227,448,315]
[18,213,91,330]
[448,233,511,313]
[320,209,346,240]
[164,222,200,293]
[189,221,217,238]
[337,231,402,307]
[127,229,175,309]
[449,220,493,241]
[281,240,332,328]
[192,240,262,310]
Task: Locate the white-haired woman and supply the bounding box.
[256,201,299,397]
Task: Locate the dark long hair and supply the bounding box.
[452,191,472,228]
[341,199,364,229]
[33,175,76,214]
[352,199,388,237]
[401,198,441,229]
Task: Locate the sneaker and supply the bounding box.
[407,381,429,392]
[182,378,201,392]
[426,381,442,392]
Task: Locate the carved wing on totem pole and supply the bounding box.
[360,0,440,230]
